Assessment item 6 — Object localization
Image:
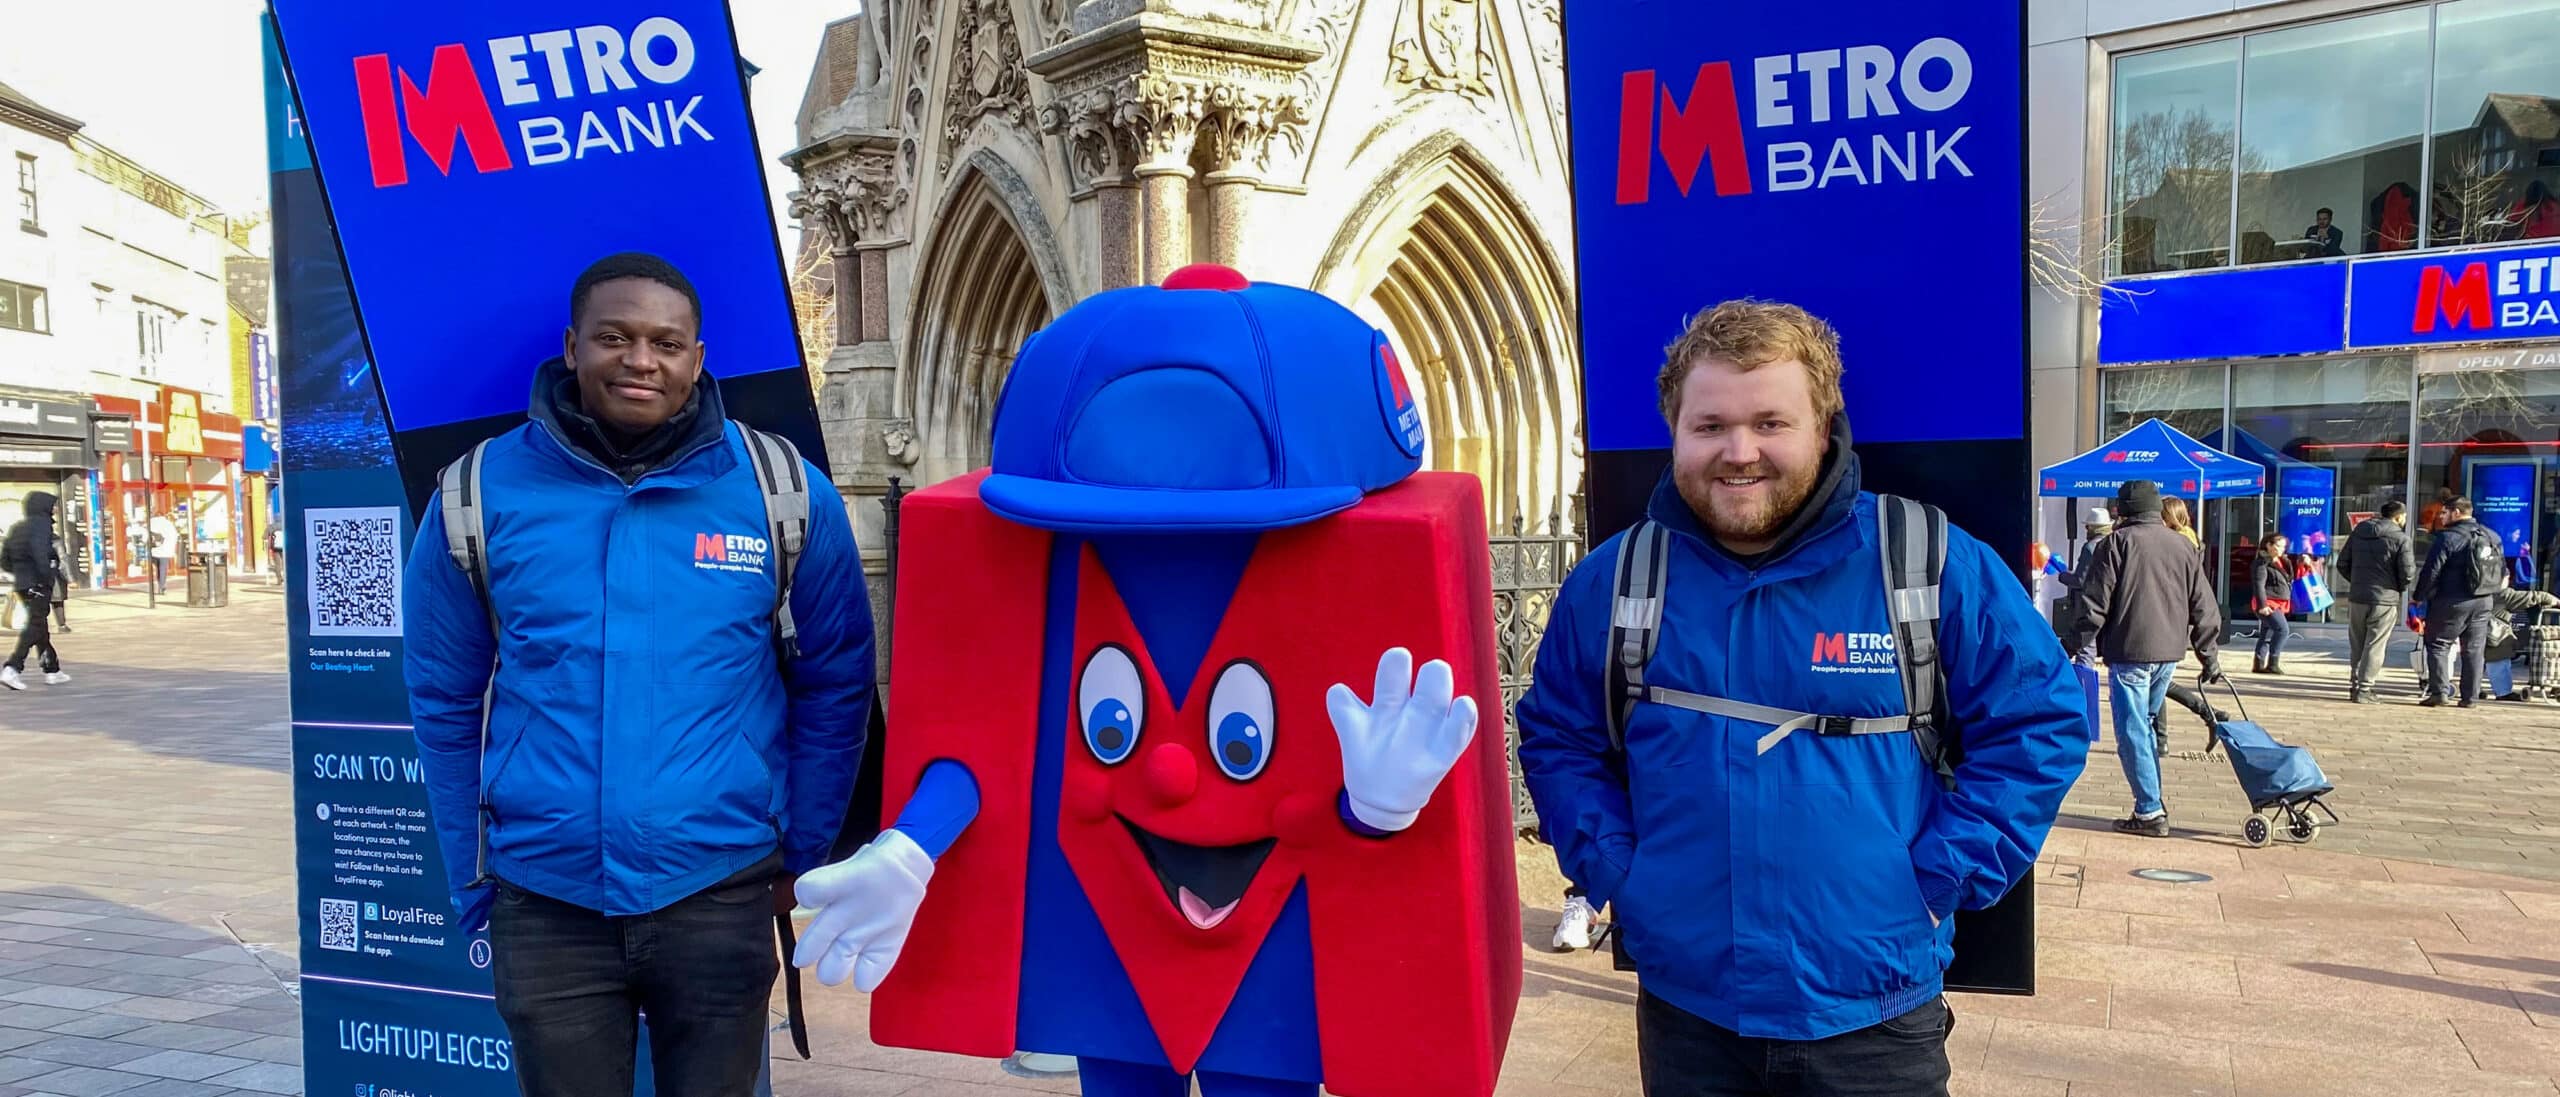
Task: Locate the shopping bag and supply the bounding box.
[2490,658,2516,698]
[2076,663,2102,743]
[2291,569,2335,615]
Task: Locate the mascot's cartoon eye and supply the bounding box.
[1080,644,1144,765]
[1207,660,1274,781]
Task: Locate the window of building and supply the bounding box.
[2430,0,2560,247]
[2234,9,2430,265]
[2108,0,2560,271]
[0,279,49,334]
[2414,364,2560,572]
[2110,40,2240,275]
[14,153,35,231]
[2221,356,2414,617]
[134,298,176,376]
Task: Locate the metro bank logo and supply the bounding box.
[2099,449,2158,464]
[2410,254,2560,334]
[351,17,713,188]
[694,531,769,574]
[1616,37,1978,205]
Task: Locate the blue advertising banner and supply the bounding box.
[1567,3,2025,452]
[252,332,278,422]
[2277,465,2336,557]
[268,0,822,506]
[269,10,517,1095]
[2470,460,2538,557]
[1563,1,2033,998]
[2351,241,2560,350]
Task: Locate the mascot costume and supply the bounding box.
[790,264,1521,1097]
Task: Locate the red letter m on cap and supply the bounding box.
[2413,263,2491,334]
[352,45,513,188]
[1617,63,1752,205]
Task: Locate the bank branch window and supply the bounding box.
[2415,360,2560,575]
[2110,0,2560,272]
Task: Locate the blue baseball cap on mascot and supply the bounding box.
[980,263,1428,534]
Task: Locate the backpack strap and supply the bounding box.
[740,425,811,661]
[1877,493,1956,788]
[1605,520,1671,754]
[434,439,503,888]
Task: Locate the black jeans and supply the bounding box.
[1637,989,1952,1097]
[8,593,58,673]
[490,856,781,1097]
[2425,596,2493,702]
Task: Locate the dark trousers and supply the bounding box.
[1637,989,1952,1097]
[2425,596,2493,702]
[2253,611,2289,664]
[489,857,781,1097]
[8,593,58,674]
[150,558,167,593]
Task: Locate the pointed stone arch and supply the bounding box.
[902,151,1068,484]
[1315,135,1581,536]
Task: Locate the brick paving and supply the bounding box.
[2,594,2557,1096]
[0,584,300,1097]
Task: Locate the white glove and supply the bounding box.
[792,829,934,992]
[1327,647,1480,833]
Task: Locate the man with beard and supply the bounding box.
[1514,300,2087,1097]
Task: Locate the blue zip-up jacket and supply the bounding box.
[404,360,876,921]
[1515,426,2086,1040]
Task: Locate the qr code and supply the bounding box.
[319,898,361,953]
[306,506,403,637]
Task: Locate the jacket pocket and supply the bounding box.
[1758,762,1937,1009]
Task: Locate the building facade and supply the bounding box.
[0,80,264,590]
[784,0,1583,641]
[2032,0,2560,615]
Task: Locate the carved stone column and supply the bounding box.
[1046,107,1144,289]
[1029,10,1319,284]
[783,130,915,687]
[1198,85,1302,270]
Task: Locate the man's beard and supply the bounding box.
[1675,459,1822,548]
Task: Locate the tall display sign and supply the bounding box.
[2277,465,2338,557]
[1563,2,2033,991]
[270,3,823,1093]
[2469,460,2538,558]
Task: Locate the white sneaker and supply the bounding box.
[42,672,67,685]
[1552,894,1596,951]
[0,667,21,691]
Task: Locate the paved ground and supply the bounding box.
[1,596,2557,1096]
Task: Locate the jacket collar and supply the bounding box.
[525,356,732,486]
[1644,412,1864,581]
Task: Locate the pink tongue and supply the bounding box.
[1177,887,1239,929]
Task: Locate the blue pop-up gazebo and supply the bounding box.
[2039,418,2268,502]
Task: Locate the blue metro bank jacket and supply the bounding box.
[403,364,875,922]
[1516,442,2086,1040]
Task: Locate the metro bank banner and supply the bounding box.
[2102,240,2560,364]
[268,0,820,501]
[1568,2,2026,453]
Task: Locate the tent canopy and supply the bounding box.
[2038,418,2267,500]
[2204,426,2319,477]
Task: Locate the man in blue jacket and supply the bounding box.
[1515,300,2086,1096]
[404,253,875,1097]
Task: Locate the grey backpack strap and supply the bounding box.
[1604,520,1671,754]
[434,439,501,888]
[740,426,811,660]
[1877,494,1955,787]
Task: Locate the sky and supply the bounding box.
[0,0,854,240]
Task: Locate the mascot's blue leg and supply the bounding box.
[1076,1056,1188,1097]
[1196,1071,1320,1097]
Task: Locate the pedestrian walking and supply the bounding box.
[2069,478,2230,837]
[2,492,69,689]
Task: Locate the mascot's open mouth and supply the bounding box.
[1118,817,1276,930]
